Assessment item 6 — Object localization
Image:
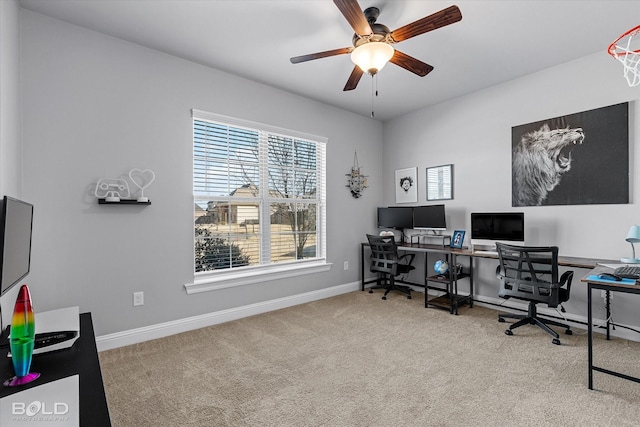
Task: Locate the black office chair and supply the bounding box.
[366,234,415,300]
[495,242,574,345]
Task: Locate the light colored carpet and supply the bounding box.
[99,291,640,426]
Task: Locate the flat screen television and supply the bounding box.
[471,212,524,242]
[377,207,413,229]
[0,196,34,296]
[413,204,446,231]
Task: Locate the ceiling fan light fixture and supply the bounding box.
[350,42,394,75]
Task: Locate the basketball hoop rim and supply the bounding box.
[608,24,640,57]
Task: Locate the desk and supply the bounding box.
[0,312,111,426]
[361,242,474,314]
[472,251,612,269]
[360,242,614,314]
[582,269,640,390]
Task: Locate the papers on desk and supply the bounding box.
[0,375,79,426]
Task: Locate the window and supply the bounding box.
[189,110,327,293]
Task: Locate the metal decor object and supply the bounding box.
[346,151,368,198]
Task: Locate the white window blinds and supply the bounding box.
[192,109,326,276]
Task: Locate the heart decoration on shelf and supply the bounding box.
[129,168,156,203]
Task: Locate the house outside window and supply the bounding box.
[188,110,328,294]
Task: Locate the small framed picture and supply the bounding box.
[395,167,418,203]
[451,230,465,249]
[427,164,453,201]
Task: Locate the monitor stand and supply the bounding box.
[410,233,451,247]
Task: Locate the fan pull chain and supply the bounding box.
[371,78,374,118]
[370,74,379,118]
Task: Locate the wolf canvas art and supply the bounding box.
[512,103,628,207]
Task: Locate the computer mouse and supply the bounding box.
[598,273,623,281]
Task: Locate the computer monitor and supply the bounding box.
[471,212,524,242]
[412,204,446,231]
[377,207,413,229]
[0,196,34,296]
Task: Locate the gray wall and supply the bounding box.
[5,6,640,338]
[0,0,22,325]
[0,0,21,198]
[3,10,384,335]
[383,53,640,329]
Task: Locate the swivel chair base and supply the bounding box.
[498,301,572,345]
[369,281,412,300]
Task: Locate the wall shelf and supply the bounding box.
[98,199,151,205]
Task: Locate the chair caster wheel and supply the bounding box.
[407,295,412,299]
[382,296,387,300]
[505,329,513,336]
[565,329,573,335]
[498,318,505,323]
[552,338,561,345]
[368,290,373,294]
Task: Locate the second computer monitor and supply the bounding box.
[413,204,446,231]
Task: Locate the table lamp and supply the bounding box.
[621,225,640,263]
[4,284,40,386]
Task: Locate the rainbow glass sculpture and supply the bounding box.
[4,284,40,387]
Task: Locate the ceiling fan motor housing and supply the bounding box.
[352,7,391,47]
[352,23,391,47]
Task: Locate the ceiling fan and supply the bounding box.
[290,0,463,91]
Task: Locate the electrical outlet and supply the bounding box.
[133,291,144,306]
[344,261,349,270]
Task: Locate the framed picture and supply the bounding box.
[395,167,418,203]
[427,164,453,201]
[451,230,465,249]
[512,102,628,206]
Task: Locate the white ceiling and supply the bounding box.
[18,0,640,121]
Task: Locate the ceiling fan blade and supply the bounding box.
[333,0,373,37]
[389,5,462,43]
[290,47,352,64]
[343,66,364,91]
[390,50,434,77]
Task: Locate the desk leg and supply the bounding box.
[469,257,474,308]
[360,243,365,292]
[452,277,458,314]
[588,283,594,390]
[606,291,611,340]
[424,252,429,309]
[451,254,457,315]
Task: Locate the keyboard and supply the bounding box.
[474,250,498,256]
[614,265,640,279]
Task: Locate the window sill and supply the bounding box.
[184,261,333,294]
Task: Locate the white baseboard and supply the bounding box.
[96,281,360,352]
